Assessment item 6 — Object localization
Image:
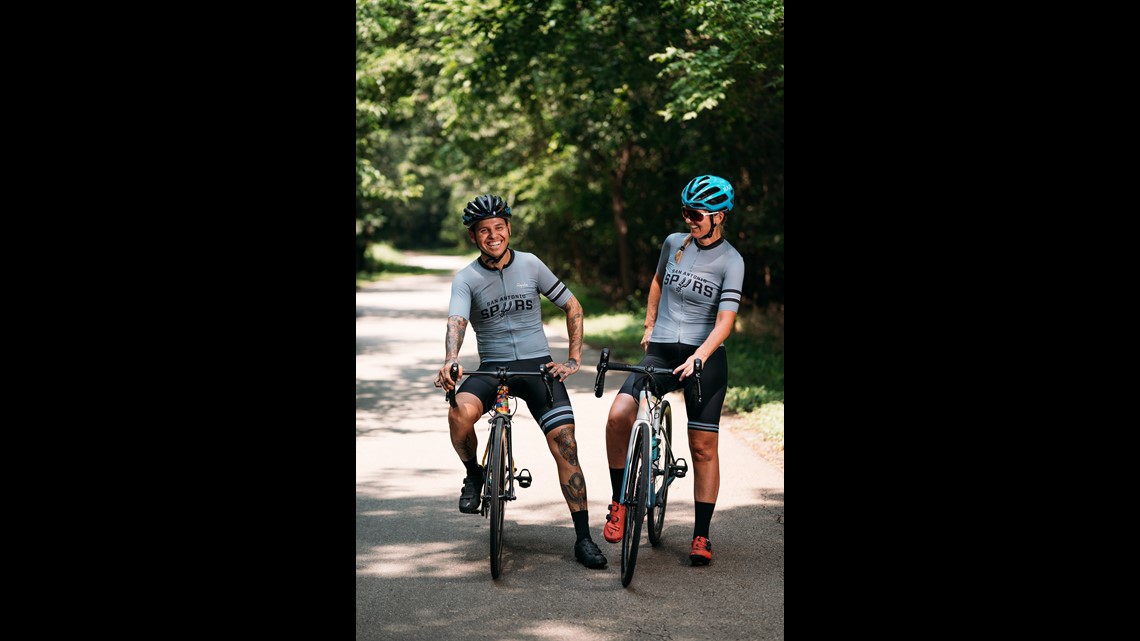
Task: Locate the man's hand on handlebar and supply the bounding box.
[545,357,580,382]
[434,361,462,392]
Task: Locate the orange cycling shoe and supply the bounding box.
[690,535,712,565]
[603,500,626,543]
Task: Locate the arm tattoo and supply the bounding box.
[566,309,583,363]
[561,472,588,512]
[445,315,467,362]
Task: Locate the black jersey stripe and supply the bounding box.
[543,280,564,297]
[540,281,563,298]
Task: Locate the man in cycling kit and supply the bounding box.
[434,194,607,569]
[601,175,745,566]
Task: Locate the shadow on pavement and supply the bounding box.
[356,489,784,641]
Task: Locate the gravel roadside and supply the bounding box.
[722,412,785,473]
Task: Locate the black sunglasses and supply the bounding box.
[682,207,714,222]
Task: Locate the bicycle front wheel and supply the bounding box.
[620,423,648,587]
[647,400,672,545]
[488,416,508,579]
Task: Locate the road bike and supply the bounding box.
[593,348,701,587]
[448,363,553,579]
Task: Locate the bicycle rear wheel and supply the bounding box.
[647,400,672,545]
[488,416,508,579]
[620,424,648,587]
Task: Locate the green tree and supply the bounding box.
[356,0,784,308]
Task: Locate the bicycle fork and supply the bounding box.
[479,417,532,518]
[619,420,652,508]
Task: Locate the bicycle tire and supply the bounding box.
[488,416,508,579]
[620,424,647,587]
[647,400,672,545]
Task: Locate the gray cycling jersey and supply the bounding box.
[448,250,574,361]
[649,233,745,346]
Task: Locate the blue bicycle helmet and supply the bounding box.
[681,175,734,212]
[462,194,512,228]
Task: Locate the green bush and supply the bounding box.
[723,334,783,391]
[723,385,783,413]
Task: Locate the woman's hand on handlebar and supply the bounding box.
[434,361,462,392]
[545,357,580,382]
[673,354,702,381]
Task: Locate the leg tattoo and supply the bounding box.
[453,437,476,461]
[561,472,588,511]
[554,426,579,467]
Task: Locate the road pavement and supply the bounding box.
[356,253,784,640]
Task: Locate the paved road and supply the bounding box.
[356,254,784,641]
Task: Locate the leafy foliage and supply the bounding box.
[356,0,784,307]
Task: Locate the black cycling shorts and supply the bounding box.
[456,355,574,435]
[616,343,729,433]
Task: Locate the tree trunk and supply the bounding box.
[611,143,634,297]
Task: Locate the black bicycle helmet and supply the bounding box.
[462,194,512,228]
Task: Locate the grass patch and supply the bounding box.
[425,245,481,257]
[583,313,650,364]
[357,243,474,287]
[737,402,784,450]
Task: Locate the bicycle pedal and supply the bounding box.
[517,468,532,488]
[672,458,688,478]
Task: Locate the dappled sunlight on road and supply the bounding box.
[519,622,607,641]
[358,262,783,641]
[358,541,481,579]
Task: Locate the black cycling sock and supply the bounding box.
[609,467,624,503]
[571,510,591,541]
[463,458,483,480]
[694,501,715,539]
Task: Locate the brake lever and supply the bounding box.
[693,358,703,405]
[541,364,554,404]
[593,348,610,398]
[447,363,459,408]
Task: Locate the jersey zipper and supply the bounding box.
[679,247,697,343]
[497,268,518,360]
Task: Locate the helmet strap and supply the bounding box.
[699,214,719,241]
[481,247,509,265]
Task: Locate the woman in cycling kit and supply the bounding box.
[433,193,607,570]
[601,175,745,566]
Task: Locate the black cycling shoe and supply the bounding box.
[458,473,482,514]
[574,538,608,569]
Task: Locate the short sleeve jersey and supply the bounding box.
[448,250,574,361]
[649,233,745,347]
